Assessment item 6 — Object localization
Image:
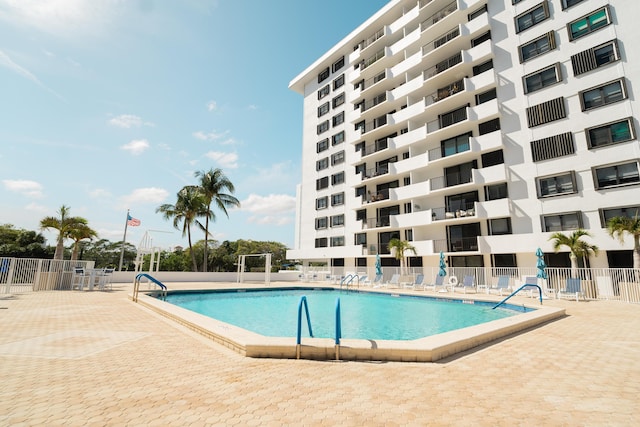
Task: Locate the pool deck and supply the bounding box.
[1,282,639,425]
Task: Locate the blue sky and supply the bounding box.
[0,0,389,250]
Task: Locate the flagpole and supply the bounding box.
[118,209,130,271]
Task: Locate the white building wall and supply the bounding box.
[288,0,640,270]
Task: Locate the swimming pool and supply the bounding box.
[164,289,523,341]
[134,285,565,362]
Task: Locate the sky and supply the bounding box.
[0,0,390,251]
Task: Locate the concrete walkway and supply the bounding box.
[1,283,638,426]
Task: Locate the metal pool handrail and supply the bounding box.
[296,296,314,359]
[133,273,167,302]
[492,284,542,309]
[335,298,342,361]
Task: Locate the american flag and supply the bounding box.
[127,214,141,227]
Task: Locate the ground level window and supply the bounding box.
[492,254,517,268]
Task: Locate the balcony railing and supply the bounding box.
[363,92,387,112]
[421,1,458,33]
[424,52,463,80]
[357,114,388,134]
[360,48,385,71]
[362,165,389,180]
[361,137,390,157]
[429,169,474,191]
[362,216,391,229]
[359,27,385,51]
[363,187,390,203]
[431,202,477,221]
[440,105,468,127]
[422,27,460,57]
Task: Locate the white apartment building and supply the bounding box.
[287,0,640,272]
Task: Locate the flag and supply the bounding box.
[127,214,141,227]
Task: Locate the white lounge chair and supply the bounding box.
[405,273,424,290]
[381,273,400,288]
[489,275,511,296]
[365,274,383,287]
[454,275,476,293]
[558,278,584,302]
[424,275,447,292]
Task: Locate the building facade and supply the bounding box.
[287,0,640,271]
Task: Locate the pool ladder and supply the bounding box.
[133,273,167,302]
[340,274,361,290]
[296,296,342,360]
[492,284,542,309]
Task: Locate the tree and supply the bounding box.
[549,229,599,273]
[607,214,640,269]
[388,238,416,276]
[0,224,48,258]
[67,222,98,261]
[157,186,207,272]
[194,168,240,272]
[39,205,88,260]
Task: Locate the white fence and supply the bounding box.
[0,257,94,294]
[295,266,640,304]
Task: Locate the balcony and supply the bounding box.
[361,164,390,181]
[420,1,458,34]
[427,105,468,134]
[422,26,460,59]
[357,113,390,135]
[362,187,390,204]
[360,136,392,158]
[476,198,510,219]
[390,210,431,228]
[431,201,477,222]
[425,79,465,107]
[362,216,391,229]
[471,164,506,185]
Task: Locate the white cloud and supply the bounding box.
[109,114,154,128]
[206,100,217,111]
[0,49,65,101]
[25,202,49,213]
[2,179,44,198]
[120,187,169,206]
[241,194,296,226]
[247,215,293,226]
[121,139,150,155]
[89,188,112,199]
[205,151,238,169]
[193,130,228,141]
[247,104,258,110]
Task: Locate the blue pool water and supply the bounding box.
[163,289,525,341]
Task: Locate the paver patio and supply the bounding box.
[1,282,638,426]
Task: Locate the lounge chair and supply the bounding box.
[381,273,400,288]
[558,277,584,302]
[488,275,511,296]
[365,274,382,287]
[454,275,476,293]
[405,273,424,290]
[424,275,446,292]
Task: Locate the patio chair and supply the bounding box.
[97,268,115,291]
[424,275,446,292]
[488,275,511,296]
[405,273,424,290]
[454,275,476,293]
[365,274,383,287]
[71,267,91,291]
[558,277,584,302]
[381,273,400,288]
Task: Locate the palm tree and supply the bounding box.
[607,214,640,268]
[67,222,98,261]
[388,238,416,276]
[549,229,599,273]
[157,186,207,271]
[40,205,87,260]
[194,168,240,272]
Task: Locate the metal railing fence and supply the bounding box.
[1,257,95,294]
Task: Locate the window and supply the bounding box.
[580,79,626,111]
[531,132,574,162]
[317,138,329,153]
[318,67,330,83]
[594,162,640,189]
[331,172,345,185]
[471,31,491,47]
[473,59,493,76]
[333,74,345,90]
[481,150,504,167]
[316,176,329,190]
[512,0,524,4]
[332,131,345,146]
[537,171,577,197]
[523,63,561,93]
[489,218,512,235]
[354,233,367,246]
[317,102,329,117]
[318,85,329,100]
[586,118,635,149]
[332,112,345,127]
[356,209,366,221]
[316,157,329,171]
[526,97,566,127]
[519,31,556,62]
[316,197,328,210]
[315,217,328,230]
[562,0,585,9]
[485,183,508,200]
[330,215,344,227]
[572,40,620,76]
[492,254,517,268]
[332,56,345,73]
[331,150,345,166]
[468,4,487,21]
[601,205,640,226]
[441,133,471,157]
[569,7,611,41]
[332,93,345,108]
[331,192,344,206]
[515,2,549,33]
[542,212,582,232]
[476,88,496,105]
[330,236,345,247]
[317,121,329,134]
[315,238,328,248]
[445,161,476,187]
[479,118,500,135]
[439,106,467,128]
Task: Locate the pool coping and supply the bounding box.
[132,286,566,362]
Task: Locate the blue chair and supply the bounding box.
[489,275,511,296]
[558,277,584,302]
